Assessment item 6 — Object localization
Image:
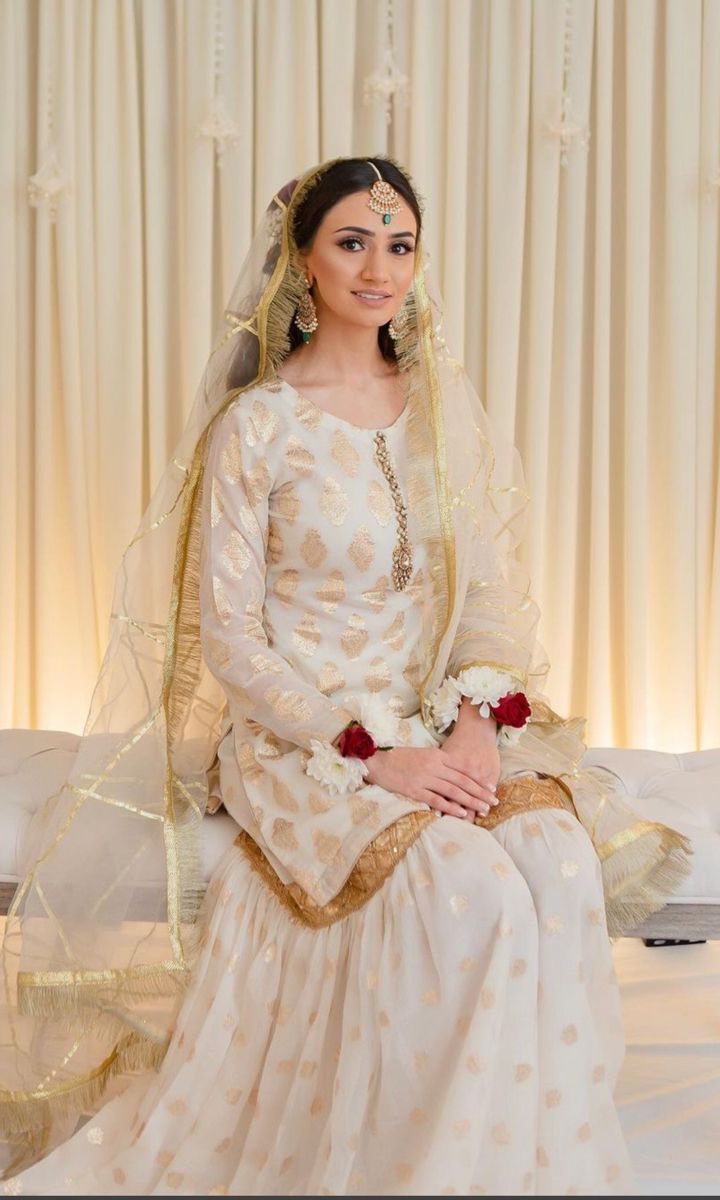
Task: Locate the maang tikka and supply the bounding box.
[293,160,408,342]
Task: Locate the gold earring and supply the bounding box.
[388,298,411,341]
[294,276,318,342]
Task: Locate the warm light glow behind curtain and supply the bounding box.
[1,0,719,749]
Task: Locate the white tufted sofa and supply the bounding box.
[2,730,719,939]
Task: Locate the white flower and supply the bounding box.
[337,692,400,747]
[427,676,463,732]
[497,721,528,747]
[454,666,517,719]
[304,738,369,796]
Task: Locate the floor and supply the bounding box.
[613,937,720,1195]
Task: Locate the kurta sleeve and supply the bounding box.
[199,397,353,750]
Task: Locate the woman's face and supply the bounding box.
[298,190,418,331]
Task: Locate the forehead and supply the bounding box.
[320,189,418,237]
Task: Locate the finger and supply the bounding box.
[425,792,471,820]
[438,765,499,805]
[432,780,494,814]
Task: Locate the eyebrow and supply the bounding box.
[333,225,416,238]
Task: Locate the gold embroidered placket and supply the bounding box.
[373,431,413,590]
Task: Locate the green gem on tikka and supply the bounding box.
[383,213,391,224]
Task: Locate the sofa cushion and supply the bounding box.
[582,747,720,903]
[2,731,719,905]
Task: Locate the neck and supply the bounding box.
[293,299,393,383]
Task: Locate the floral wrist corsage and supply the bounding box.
[427,665,532,747]
[304,694,400,796]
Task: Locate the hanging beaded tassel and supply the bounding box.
[366,160,402,225]
[373,431,413,589]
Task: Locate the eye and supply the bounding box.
[338,237,413,254]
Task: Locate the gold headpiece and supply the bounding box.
[366,159,402,224]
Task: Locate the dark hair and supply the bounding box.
[288,156,423,364]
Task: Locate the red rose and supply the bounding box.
[490,691,531,728]
[337,723,378,760]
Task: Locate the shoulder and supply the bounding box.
[209,381,290,456]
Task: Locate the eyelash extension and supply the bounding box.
[338,237,413,254]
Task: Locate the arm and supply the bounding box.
[199,397,353,751]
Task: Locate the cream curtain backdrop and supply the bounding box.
[1,0,719,749]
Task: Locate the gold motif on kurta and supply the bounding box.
[292,612,322,657]
[330,429,361,477]
[284,436,315,476]
[320,477,350,526]
[274,481,301,522]
[273,569,300,606]
[221,530,251,579]
[368,478,393,526]
[246,398,281,447]
[315,661,346,696]
[263,688,313,723]
[364,656,392,692]
[340,613,369,660]
[315,570,346,613]
[348,526,375,571]
[300,528,327,568]
[220,430,244,484]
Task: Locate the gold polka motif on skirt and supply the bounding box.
[394,1163,415,1183]
[592,1064,606,1083]
[453,1118,471,1139]
[466,1054,485,1074]
[545,1089,562,1108]
[348,525,376,571]
[561,1024,578,1045]
[492,1122,511,1145]
[284,434,315,476]
[536,1145,550,1167]
[409,1106,427,1124]
[515,1063,533,1082]
[320,476,350,525]
[300,527,327,568]
[292,612,322,657]
[330,428,361,477]
[577,1123,592,1141]
[449,894,469,915]
[341,612,369,659]
[112,1169,126,1184]
[166,1171,184,1188]
[315,660,346,696]
[315,569,346,612]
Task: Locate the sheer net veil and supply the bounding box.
[0,155,691,1174]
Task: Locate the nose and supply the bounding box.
[361,242,391,285]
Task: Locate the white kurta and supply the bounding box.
[12,378,635,1196]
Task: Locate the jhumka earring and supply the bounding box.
[294,275,319,342]
[366,159,402,225]
[388,300,410,341]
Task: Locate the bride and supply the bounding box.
[0,155,689,1195]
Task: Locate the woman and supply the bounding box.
[0,156,690,1194]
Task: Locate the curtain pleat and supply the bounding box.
[2,0,719,750]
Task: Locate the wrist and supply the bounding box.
[427,665,532,746]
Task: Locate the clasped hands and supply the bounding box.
[363,699,501,823]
